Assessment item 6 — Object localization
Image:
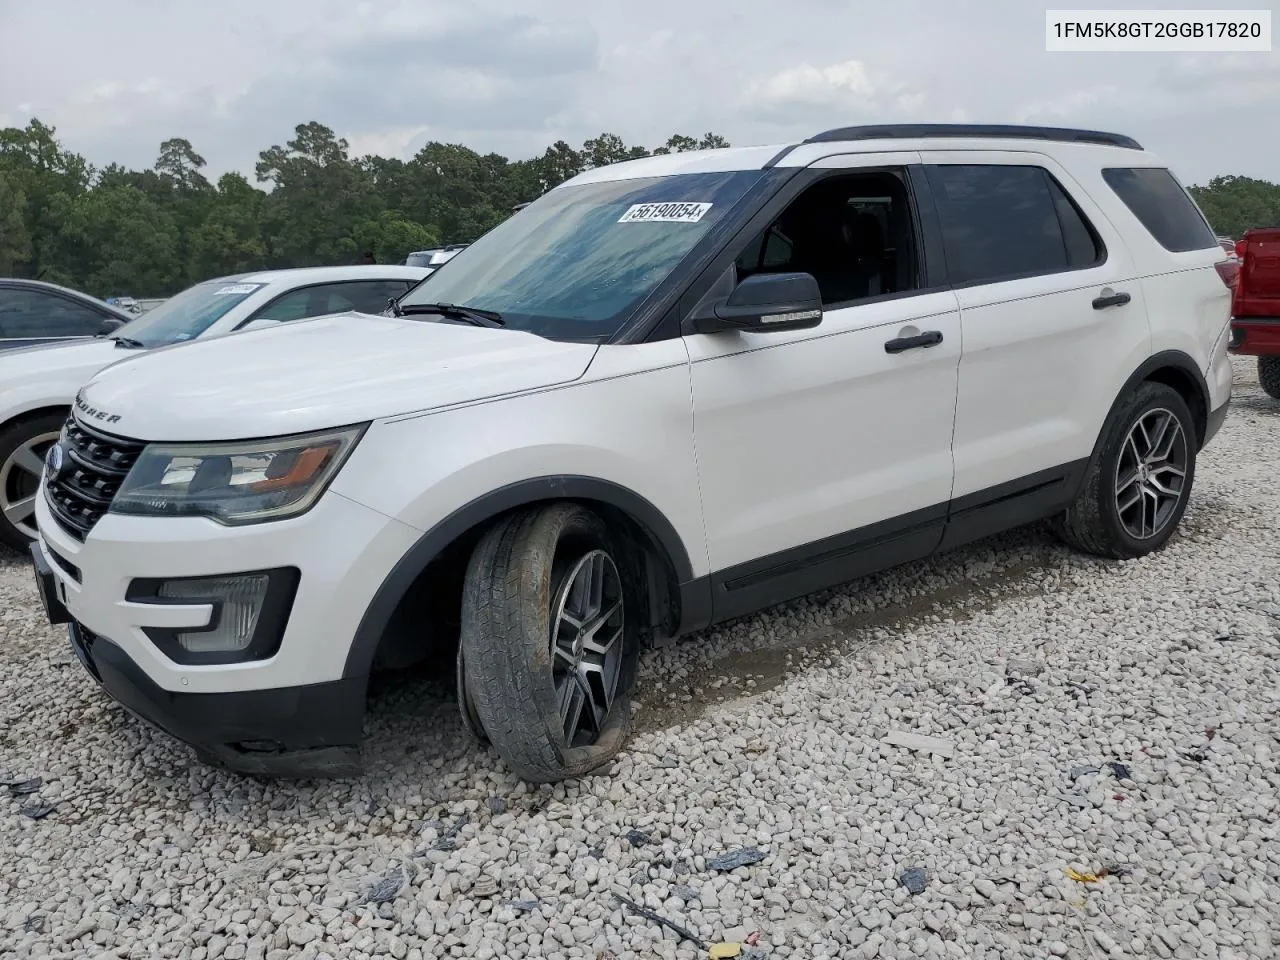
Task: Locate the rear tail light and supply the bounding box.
[1236,239,1247,259]
[1215,259,1240,289]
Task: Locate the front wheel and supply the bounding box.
[1052,382,1197,560]
[459,504,639,782]
[1259,356,1280,400]
[0,412,64,549]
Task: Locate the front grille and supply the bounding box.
[45,416,147,541]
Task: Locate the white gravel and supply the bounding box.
[3,356,1278,960]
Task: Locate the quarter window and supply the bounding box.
[926,164,1104,286]
[0,289,109,339]
[1101,167,1218,253]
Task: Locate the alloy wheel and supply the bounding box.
[550,549,624,746]
[1114,407,1188,540]
[0,430,59,540]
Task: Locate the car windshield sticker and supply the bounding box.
[618,202,713,224]
[212,283,261,296]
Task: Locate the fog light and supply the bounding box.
[158,574,270,653]
[129,567,299,666]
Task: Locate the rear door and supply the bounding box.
[919,152,1150,547]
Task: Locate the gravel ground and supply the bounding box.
[3,356,1278,960]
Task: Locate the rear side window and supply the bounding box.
[0,288,109,338]
[1101,167,1217,253]
[926,164,1103,286]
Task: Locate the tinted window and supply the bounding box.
[734,171,919,305]
[927,165,1102,286]
[1048,177,1103,267]
[0,288,108,338]
[1101,167,1218,253]
[250,280,411,323]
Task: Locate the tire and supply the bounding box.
[1260,356,1280,400]
[0,412,64,549]
[1052,382,1197,560]
[459,504,640,783]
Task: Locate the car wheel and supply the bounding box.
[1259,356,1280,400]
[1052,382,1196,560]
[0,412,64,549]
[459,503,639,782]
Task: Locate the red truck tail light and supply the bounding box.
[1236,238,1247,259]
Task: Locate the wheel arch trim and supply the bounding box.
[1081,349,1212,494]
[341,475,698,679]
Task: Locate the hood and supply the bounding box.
[0,339,145,419]
[77,312,599,441]
[0,337,129,376]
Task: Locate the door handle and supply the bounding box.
[1092,291,1131,310]
[884,330,943,354]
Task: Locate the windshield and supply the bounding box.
[398,171,765,340]
[114,280,265,348]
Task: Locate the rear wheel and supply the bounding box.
[0,412,64,549]
[1052,382,1196,560]
[458,504,639,782]
[1259,356,1280,400]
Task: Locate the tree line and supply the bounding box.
[0,117,1276,298]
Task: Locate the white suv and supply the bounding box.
[30,124,1234,782]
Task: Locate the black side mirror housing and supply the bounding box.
[691,271,823,334]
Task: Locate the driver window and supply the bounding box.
[734,170,919,306]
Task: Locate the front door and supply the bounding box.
[684,159,962,620]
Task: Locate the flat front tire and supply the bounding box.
[459,504,639,783]
[1052,382,1197,560]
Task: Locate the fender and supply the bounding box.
[342,475,699,679]
[1076,349,1212,499]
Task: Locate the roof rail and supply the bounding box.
[803,124,1143,150]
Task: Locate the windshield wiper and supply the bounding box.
[396,302,505,328]
[111,336,146,349]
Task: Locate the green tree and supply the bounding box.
[581,132,649,169]
[0,171,32,274]
[354,210,439,265]
[255,122,378,266]
[0,119,92,279]
[49,183,181,295]
[1189,175,1280,238]
[187,172,268,280]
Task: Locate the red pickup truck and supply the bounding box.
[1230,228,1280,399]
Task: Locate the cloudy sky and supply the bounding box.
[0,0,1276,186]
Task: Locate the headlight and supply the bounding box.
[111,425,366,525]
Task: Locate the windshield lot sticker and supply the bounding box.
[618,202,713,224]
[212,283,261,296]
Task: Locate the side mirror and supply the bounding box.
[691,272,823,334]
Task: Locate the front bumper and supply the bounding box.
[65,617,365,777]
[32,483,421,776]
[34,485,419,694]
